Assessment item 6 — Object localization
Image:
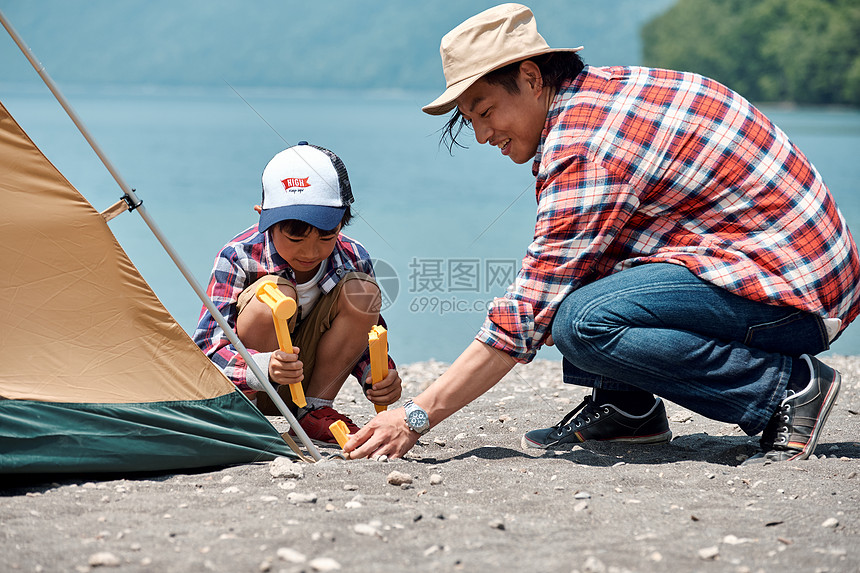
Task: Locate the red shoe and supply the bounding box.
[297,406,360,444]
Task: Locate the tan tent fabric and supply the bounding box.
[0,101,233,404]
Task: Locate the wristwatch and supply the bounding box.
[403,399,430,435]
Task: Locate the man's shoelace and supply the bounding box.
[554,396,610,432]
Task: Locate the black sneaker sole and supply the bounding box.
[521,429,672,450]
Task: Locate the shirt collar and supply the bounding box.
[264,229,358,289]
[532,68,589,176]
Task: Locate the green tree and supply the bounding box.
[642,0,860,106]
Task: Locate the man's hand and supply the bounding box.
[343,407,418,459]
[364,368,402,406]
[268,347,304,386]
[345,340,515,459]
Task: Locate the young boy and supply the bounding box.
[193,141,401,443]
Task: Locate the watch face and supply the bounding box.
[408,410,428,427]
[406,405,429,433]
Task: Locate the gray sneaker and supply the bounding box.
[522,395,672,449]
[743,355,841,465]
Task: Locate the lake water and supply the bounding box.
[2,84,859,362]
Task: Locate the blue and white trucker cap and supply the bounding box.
[258,141,354,233]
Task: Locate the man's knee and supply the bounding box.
[552,290,618,361]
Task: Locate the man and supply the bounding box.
[345,3,859,464]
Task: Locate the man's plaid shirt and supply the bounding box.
[478,66,860,363]
[193,226,389,392]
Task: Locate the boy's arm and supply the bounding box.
[192,249,262,392]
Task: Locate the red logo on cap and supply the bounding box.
[282,177,311,190]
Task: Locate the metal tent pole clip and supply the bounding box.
[122,189,143,211]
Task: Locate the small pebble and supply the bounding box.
[88,552,121,567]
[270,458,304,479]
[821,517,839,528]
[309,557,341,571]
[574,491,592,500]
[582,555,606,572]
[354,523,380,537]
[488,519,505,530]
[278,547,307,563]
[286,492,318,504]
[698,546,719,560]
[387,471,413,486]
[429,474,443,485]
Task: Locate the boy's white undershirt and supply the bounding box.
[296,262,326,317]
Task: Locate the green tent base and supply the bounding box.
[0,392,293,474]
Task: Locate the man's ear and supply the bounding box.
[519,60,543,94]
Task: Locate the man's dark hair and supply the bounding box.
[440,52,585,152]
[275,206,353,237]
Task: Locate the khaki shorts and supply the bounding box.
[237,272,376,415]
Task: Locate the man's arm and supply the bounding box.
[343,339,517,459]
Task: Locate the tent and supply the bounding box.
[0,100,297,474]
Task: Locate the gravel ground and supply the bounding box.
[2,355,859,573]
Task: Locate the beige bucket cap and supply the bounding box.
[422,3,583,116]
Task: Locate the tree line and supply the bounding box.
[642,0,860,106]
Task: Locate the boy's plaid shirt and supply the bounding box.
[193,226,389,392]
[478,66,860,363]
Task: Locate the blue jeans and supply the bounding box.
[551,263,830,435]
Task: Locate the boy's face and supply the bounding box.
[271,223,340,282]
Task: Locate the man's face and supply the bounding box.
[454,65,549,165]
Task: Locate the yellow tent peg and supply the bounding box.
[368,325,389,414]
[255,281,305,408]
[329,420,350,450]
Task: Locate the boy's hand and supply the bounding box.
[364,368,402,406]
[268,347,304,386]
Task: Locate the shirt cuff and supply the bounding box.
[244,351,273,391]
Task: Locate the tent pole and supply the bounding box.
[0,8,322,462]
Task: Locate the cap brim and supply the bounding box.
[259,205,346,233]
[422,46,584,116]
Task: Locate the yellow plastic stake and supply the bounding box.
[368,325,389,414]
[255,281,306,408]
[329,420,350,450]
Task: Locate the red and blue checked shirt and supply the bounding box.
[193,225,393,392]
[477,66,860,363]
